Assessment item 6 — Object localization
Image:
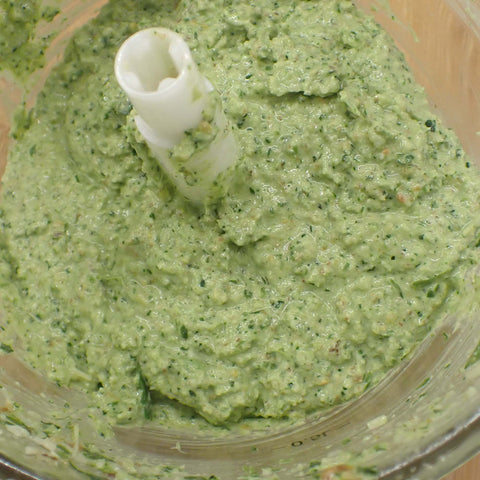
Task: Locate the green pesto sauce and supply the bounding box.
[1,0,480,437]
[0,0,59,80]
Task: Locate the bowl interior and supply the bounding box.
[0,1,479,479]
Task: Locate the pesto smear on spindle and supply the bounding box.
[1,0,480,436]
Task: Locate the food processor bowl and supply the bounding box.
[0,1,479,479]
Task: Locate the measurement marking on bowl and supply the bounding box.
[289,421,353,449]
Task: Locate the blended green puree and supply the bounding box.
[1,0,480,430]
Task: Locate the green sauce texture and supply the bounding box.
[1,0,480,433]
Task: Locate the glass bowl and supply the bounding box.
[0,1,479,479]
